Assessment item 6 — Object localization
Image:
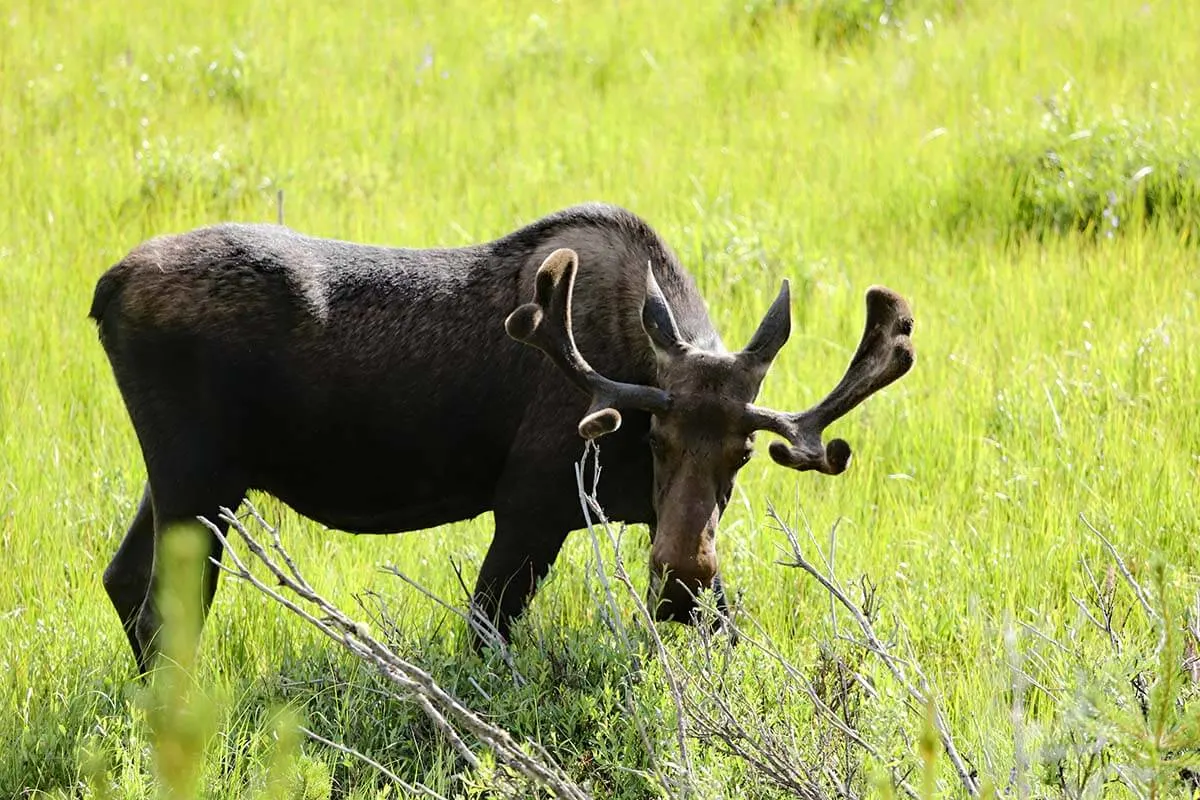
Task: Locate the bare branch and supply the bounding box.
[376,563,525,686]
[1079,513,1159,623]
[203,502,591,800]
[575,446,921,800]
[622,681,686,800]
[575,444,696,787]
[299,725,449,800]
[575,444,638,662]
[772,507,980,798]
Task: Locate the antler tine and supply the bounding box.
[505,248,672,440]
[746,285,915,475]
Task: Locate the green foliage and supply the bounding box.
[944,84,1200,242]
[129,136,281,218]
[1,0,1199,796]
[143,526,216,799]
[735,0,966,48]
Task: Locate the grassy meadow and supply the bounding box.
[2,0,1199,796]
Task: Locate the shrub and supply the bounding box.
[943,86,1200,243]
[121,136,283,219]
[735,0,966,48]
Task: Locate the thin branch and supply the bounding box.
[377,563,525,686]
[1079,513,1159,623]
[204,501,591,800]
[298,725,448,799]
[771,507,981,798]
[623,681,685,800]
[575,444,637,662]
[577,446,919,800]
[575,443,696,791]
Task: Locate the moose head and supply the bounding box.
[506,248,915,622]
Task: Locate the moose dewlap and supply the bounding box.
[89,202,915,674]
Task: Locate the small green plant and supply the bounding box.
[141,525,215,798]
[72,525,314,800]
[99,45,259,111]
[127,136,280,217]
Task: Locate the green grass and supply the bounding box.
[2,0,1199,796]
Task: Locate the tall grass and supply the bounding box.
[1,0,1197,796]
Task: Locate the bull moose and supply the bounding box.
[90,203,915,674]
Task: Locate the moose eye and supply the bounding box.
[737,449,753,468]
[647,433,665,455]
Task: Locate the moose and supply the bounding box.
[90,202,915,674]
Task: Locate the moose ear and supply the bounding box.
[740,280,791,371]
[642,265,686,357]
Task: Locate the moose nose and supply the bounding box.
[648,482,720,623]
[647,561,712,623]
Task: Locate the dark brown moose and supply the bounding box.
[90,203,915,674]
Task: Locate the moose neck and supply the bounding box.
[499,208,724,389]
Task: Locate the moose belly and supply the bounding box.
[245,415,505,535]
[254,455,498,534]
[225,328,525,534]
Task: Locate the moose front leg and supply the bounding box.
[469,517,570,650]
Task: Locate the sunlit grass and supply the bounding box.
[1,0,1197,796]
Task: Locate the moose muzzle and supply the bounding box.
[647,497,720,623]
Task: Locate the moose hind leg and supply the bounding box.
[128,407,246,674]
[133,487,244,674]
[103,483,155,669]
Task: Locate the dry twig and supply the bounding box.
[575,441,696,798]
[1079,513,1159,623]
[574,445,920,800]
[770,505,981,798]
[203,501,591,800]
[298,725,448,799]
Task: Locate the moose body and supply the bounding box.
[91,203,914,674]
